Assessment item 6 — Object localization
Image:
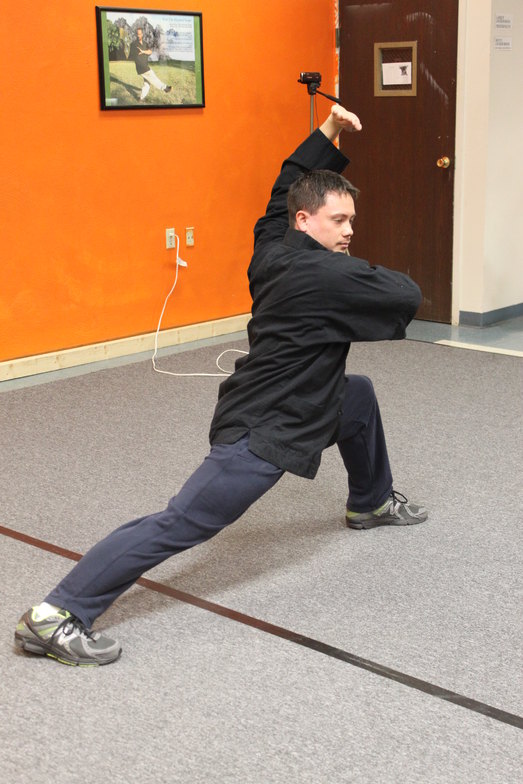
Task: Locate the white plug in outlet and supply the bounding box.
[166,228,176,249]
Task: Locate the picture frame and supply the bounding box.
[374,41,417,97]
[95,7,204,110]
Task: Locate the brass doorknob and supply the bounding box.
[437,156,451,169]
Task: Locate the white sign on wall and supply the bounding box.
[494,36,512,50]
[495,14,513,30]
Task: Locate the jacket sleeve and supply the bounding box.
[253,129,349,249]
[318,255,422,341]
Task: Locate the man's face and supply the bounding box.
[295,192,356,253]
[137,29,143,42]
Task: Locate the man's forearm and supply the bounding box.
[319,105,362,144]
[252,105,361,250]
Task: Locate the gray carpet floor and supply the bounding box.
[1,337,522,783]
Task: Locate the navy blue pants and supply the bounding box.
[47,375,392,627]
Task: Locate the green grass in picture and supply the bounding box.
[108,61,198,106]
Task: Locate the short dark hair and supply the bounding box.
[287,169,359,225]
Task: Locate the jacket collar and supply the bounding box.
[283,227,328,253]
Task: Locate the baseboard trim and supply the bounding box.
[0,314,251,382]
[459,302,523,327]
[435,340,523,357]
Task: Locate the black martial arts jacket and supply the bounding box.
[209,129,421,479]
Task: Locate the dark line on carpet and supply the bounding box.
[2,523,521,731]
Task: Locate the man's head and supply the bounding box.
[288,170,359,253]
[136,27,144,41]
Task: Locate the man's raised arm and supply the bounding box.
[318,105,362,142]
[252,105,362,249]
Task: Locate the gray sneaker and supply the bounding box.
[15,607,121,666]
[346,491,428,530]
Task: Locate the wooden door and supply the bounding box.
[339,0,458,322]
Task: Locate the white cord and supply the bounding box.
[152,235,247,377]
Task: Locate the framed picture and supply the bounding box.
[95,7,204,110]
[374,41,417,97]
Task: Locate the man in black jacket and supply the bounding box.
[14,105,427,667]
[129,27,172,102]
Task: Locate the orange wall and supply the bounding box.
[1,1,336,362]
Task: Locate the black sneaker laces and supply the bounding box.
[50,615,95,644]
[388,490,409,514]
[390,490,408,505]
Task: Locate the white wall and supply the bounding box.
[454,0,523,321]
[484,0,523,314]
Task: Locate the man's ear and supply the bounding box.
[295,210,310,233]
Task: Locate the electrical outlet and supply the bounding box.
[166,228,176,249]
[186,227,194,247]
